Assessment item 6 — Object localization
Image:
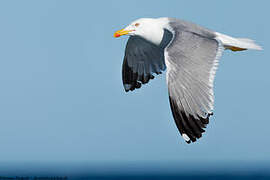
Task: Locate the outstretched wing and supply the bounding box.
[165,23,223,143]
[122,36,166,92]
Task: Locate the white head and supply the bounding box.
[114,18,168,45]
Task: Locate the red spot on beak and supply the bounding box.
[114,33,120,38]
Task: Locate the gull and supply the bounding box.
[114,17,262,143]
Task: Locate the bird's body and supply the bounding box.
[114,17,262,143]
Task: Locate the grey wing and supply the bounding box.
[122,36,166,92]
[166,28,223,143]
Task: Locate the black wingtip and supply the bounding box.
[169,96,212,144]
[186,140,191,144]
[123,82,142,92]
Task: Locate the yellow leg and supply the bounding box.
[225,46,247,51]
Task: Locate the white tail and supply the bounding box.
[215,32,262,51]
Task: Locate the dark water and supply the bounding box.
[69,174,270,180]
[0,163,269,180]
[1,174,269,180]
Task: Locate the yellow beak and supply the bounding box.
[114,29,132,38]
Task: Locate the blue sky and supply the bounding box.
[0,0,269,167]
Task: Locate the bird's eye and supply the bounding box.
[134,23,140,27]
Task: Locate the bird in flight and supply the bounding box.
[114,17,262,143]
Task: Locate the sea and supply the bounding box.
[0,162,269,180]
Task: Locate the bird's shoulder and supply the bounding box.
[166,18,216,39]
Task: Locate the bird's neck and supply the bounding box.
[139,18,170,46]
